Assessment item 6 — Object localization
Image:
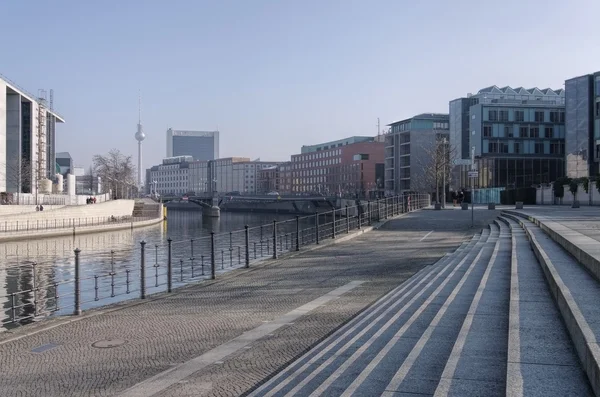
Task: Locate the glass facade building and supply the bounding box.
[565,72,600,178]
[166,129,219,161]
[449,86,566,190]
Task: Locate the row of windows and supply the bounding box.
[482,124,566,139]
[484,109,565,123]
[483,139,564,155]
[293,157,342,169]
[293,149,342,162]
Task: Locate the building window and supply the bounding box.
[596,102,600,117]
[519,126,528,138]
[535,142,544,154]
[530,127,540,138]
[515,110,524,122]
[545,126,553,138]
[514,142,522,154]
[483,125,492,137]
[499,110,509,122]
[488,141,498,153]
[488,110,498,121]
[499,142,508,153]
[505,125,513,138]
[534,111,544,122]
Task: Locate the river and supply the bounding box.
[0,210,328,330]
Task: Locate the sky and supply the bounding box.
[1,0,599,171]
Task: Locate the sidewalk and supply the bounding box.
[0,210,499,397]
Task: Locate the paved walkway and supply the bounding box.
[0,209,498,397]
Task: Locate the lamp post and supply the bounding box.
[471,146,475,228]
[442,137,447,208]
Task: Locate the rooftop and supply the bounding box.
[477,85,565,97]
[1,75,65,122]
[387,113,449,126]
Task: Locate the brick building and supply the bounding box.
[290,138,384,197]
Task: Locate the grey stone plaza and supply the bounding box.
[0,206,598,396]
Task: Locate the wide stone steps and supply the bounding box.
[250,225,500,396]
[248,213,598,396]
[502,212,596,396]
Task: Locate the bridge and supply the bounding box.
[161,194,341,216]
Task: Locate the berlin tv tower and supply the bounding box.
[135,92,145,190]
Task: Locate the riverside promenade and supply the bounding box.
[0,200,162,242]
[0,208,499,397]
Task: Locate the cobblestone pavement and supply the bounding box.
[512,206,600,242]
[0,209,499,397]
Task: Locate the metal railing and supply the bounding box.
[0,193,430,327]
[0,215,159,234]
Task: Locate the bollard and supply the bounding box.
[295,216,300,251]
[244,225,250,268]
[167,238,173,293]
[210,232,216,279]
[229,232,233,267]
[346,205,350,233]
[73,248,82,315]
[272,220,278,259]
[332,209,336,239]
[315,212,320,245]
[140,241,146,299]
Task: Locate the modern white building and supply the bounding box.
[0,76,65,194]
[148,156,280,196]
[166,129,219,161]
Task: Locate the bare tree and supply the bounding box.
[413,136,458,204]
[1,160,34,196]
[93,149,137,199]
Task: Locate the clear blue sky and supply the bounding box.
[1,0,598,171]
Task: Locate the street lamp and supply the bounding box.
[442,137,447,208]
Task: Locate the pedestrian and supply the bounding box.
[452,191,457,207]
[40,205,44,211]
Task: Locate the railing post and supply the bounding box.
[367,201,372,225]
[272,220,277,259]
[332,209,336,239]
[315,212,319,245]
[295,215,300,251]
[140,241,146,299]
[73,248,81,315]
[167,238,172,293]
[346,205,350,233]
[377,199,381,221]
[210,232,216,279]
[244,225,250,268]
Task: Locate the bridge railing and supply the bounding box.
[0,194,431,327]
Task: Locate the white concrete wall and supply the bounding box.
[0,81,6,192]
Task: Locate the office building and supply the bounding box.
[290,137,384,197]
[385,113,450,194]
[449,85,566,190]
[0,77,64,193]
[166,129,219,161]
[565,72,600,178]
[56,152,73,176]
[148,156,281,196]
[257,161,293,194]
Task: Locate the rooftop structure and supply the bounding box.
[300,136,373,154]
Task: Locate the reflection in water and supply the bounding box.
[0,211,317,328]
